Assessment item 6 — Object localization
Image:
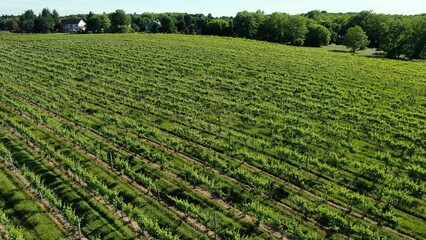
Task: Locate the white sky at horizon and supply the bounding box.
[1,0,425,17]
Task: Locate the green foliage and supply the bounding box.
[233,10,265,39]
[40,8,55,32]
[286,15,309,45]
[131,15,151,32]
[110,9,131,33]
[409,17,426,59]
[160,15,177,33]
[0,208,25,240]
[206,19,231,36]
[362,13,392,47]
[19,10,36,33]
[33,17,49,33]
[304,23,331,47]
[259,13,308,45]
[258,12,288,42]
[344,25,369,52]
[86,12,101,33]
[380,18,413,57]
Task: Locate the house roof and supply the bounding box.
[61,19,84,25]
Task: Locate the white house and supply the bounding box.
[62,19,86,33]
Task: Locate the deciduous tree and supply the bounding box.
[34,17,48,33]
[304,23,331,47]
[233,10,265,39]
[110,9,131,33]
[20,10,36,32]
[160,15,177,33]
[380,18,413,57]
[344,26,369,52]
[206,19,231,36]
[409,17,426,59]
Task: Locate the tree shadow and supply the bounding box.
[328,49,350,53]
[363,53,412,61]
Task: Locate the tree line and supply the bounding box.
[0,8,425,59]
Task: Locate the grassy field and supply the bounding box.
[0,33,425,240]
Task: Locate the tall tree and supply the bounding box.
[258,12,286,42]
[344,11,392,47]
[380,18,413,57]
[408,17,426,59]
[19,10,36,32]
[110,9,131,33]
[99,13,111,33]
[344,26,369,52]
[160,15,177,33]
[205,19,231,36]
[0,18,7,30]
[259,13,307,45]
[304,23,331,47]
[131,14,145,32]
[87,12,102,33]
[233,10,265,39]
[286,15,308,45]
[362,13,391,47]
[345,10,371,30]
[87,13,111,33]
[184,14,194,32]
[52,9,60,22]
[41,8,54,32]
[33,17,48,33]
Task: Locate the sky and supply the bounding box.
[1,0,425,16]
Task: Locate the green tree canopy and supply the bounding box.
[99,13,111,33]
[304,23,331,47]
[206,19,231,36]
[52,9,60,22]
[184,14,194,29]
[286,15,308,45]
[344,26,369,52]
[259,13,307,45]
[233,10,265,39]
[258,12,289,42]
[160,15,177,33]
[19,10,36,32]
[33,16,48,33]
[86,11,97,32]
[110,9,131,33]
[41,8,55,32]
[87,12,111,33]
[409,17,426,59]
[380,18,413,57]
[362,13,391,47]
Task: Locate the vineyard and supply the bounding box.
[0,33,425,240]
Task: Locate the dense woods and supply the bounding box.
[0,8,425,59]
